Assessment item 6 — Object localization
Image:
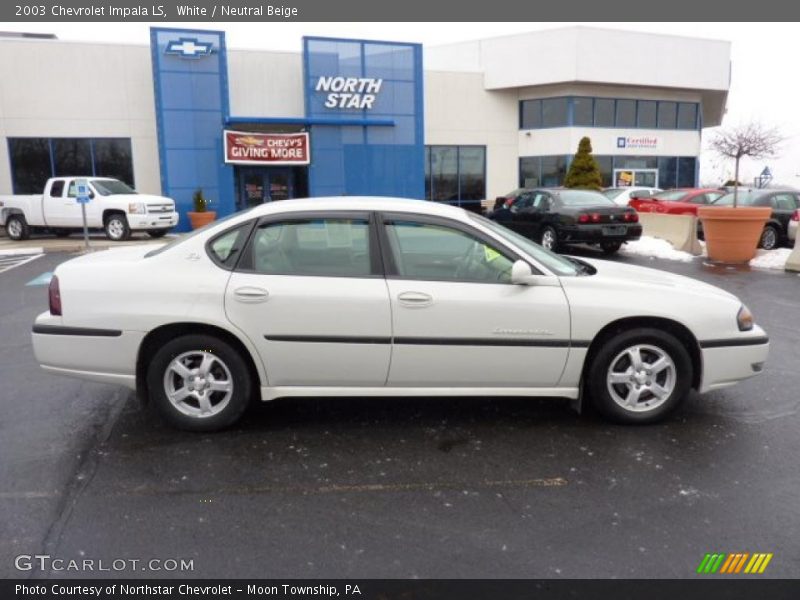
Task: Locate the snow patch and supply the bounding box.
[619,237,696,262]
[749,248,791,270]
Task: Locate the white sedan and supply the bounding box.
[32,197,769,431]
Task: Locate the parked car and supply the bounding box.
[628,188,725,215]
[709,189,800,250]
[32,197,768,430]
[0,177,179,241]
[602,187,662,206]
[492,188,642,254]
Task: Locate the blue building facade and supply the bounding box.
[150,28,424,231]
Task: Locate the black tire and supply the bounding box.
[759,225,780,250]
[540,226,559,252]
[587,327,692,424]
[147,334,252,432]
[104,213,131,241]
[147,229,170,239]
[600,241,623,255]
[53,229,71,238]
[5,214,30,241]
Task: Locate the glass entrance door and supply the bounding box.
[613,169,659,188]
[237,168,296,208]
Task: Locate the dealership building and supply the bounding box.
[0,26,731,230]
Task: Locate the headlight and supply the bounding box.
[737,304,754,331]
[128,202,146,214]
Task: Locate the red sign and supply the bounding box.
[224,130,310,166]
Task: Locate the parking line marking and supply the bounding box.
[26,271,54,286]
[0,247,44,256]
[0,253,43,274]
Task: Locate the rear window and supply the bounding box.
[653,190,690,202]
[713,192,761,206]
[558,190,615,207]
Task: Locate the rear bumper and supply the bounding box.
[129,212,179,231]
[698,335,769,393]
[560,223,642,243]
[32,312,142,390]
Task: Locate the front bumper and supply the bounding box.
[32,312,143,390]
[698,332,769,393]
[560,223,643,244]
[129,212,179,231]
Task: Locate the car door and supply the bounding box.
[223,212,392,387]
[510,191,547,240]
[379,212,571,387]
[43,179,81,227]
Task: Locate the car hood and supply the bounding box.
[571,256,738,302]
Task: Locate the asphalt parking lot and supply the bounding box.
[1,248,798,579]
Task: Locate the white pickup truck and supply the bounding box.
[0,177,179,241]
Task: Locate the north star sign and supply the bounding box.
[315,76,383,109]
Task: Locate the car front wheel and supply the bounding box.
[540,226,559,251]
[759,225,779,250]
[147,334,252,431]
[104,214,131,241]
[587,328,692,424]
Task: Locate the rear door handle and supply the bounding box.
[233,286,269,303]
[397,291,433,308]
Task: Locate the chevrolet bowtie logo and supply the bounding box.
[165,37,214,58]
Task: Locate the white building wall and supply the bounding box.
[424,71,519,200]
[227,50,304,118]
[519,128,701,158]
[0,39,161,195]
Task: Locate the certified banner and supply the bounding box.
[223,131,310,166]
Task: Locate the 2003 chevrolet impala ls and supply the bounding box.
[32,198,769,431]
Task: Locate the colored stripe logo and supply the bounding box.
[696,552,773,574]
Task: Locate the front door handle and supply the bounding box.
[397,291,433,308]
[233,286,269,303]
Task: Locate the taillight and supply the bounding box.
[49,275,62,316]
[624,212,639,222]
[591,213,601,223]
[578,214,589,223]
[792,209,800,222]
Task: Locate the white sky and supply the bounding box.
[3,21,799,187]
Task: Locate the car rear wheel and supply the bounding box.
[600,241,623,255]
[147,334,252,431]
[104,214,131,241]
[759,225,779,250]
[540,226,559,251]
[587,328,692,424]
[5,214,30,241]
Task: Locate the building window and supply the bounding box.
[657,157,677,189]
[8,137,135,194]
[573,97,594,127]
[520,156,568,188]
[542,98,569,128]
[8,138,51,194]
[595,156,613,187]
[615,99,637,128]
[593,98,615,127]
[519,157,541,188]
[425,146,486,205]
[657,101,678,129]
[520,99,542,129]
[637,101,657,128]
[678,157,697,187]
[677,102,698,130]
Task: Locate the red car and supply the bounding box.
[628,188,724,215]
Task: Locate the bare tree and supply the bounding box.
[710,121,784,207]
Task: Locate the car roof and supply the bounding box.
[243,196,474,221]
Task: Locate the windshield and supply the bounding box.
[91,179,136,196]
[144,208,254,258]
[713,192,761,206]
[653,190,689,202]
[558,190,616,207]
[469,213,579,276]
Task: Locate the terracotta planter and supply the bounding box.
[697,206,772,264]
[187,211,217,230]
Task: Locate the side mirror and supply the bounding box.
[511,260,538,285]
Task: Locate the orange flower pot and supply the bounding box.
[697,206,772,264]
[187,211,217,230]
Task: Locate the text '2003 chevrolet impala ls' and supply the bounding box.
[32,198,769,431]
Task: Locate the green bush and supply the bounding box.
[564,137,603,191]
[192,188,208,213]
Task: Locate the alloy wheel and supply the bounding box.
[163,350,234,418]
[606,344,676,413]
